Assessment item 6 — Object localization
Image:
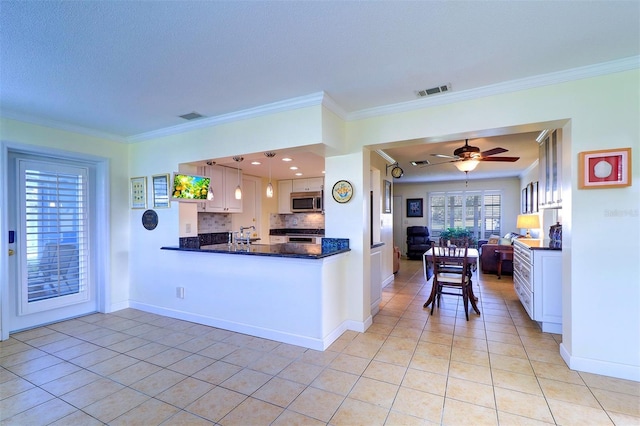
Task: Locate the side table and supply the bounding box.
[495,248,513,279]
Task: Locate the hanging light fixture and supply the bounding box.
[233,156,243,200]
[454,159,479,172]
[206,161,215,200]
[264,152,276,198]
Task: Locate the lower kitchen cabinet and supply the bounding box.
[513,239,562,334]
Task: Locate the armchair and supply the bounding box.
[406,226,430,260]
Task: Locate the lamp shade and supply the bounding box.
[454,159,479,172]
[516,214,541,238]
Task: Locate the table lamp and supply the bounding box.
[516,214,541,238]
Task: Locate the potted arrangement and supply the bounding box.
[439,227,477,248]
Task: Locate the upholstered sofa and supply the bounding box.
[406,226,430,260]
[478,233,522,275]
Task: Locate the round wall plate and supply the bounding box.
[332,180,354,203]
[142,209,158,230]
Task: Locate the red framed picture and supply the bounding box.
[578,148,631,189]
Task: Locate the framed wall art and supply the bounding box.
[152,173,171,208]
[130,176,147,209]
[578,147,632,189]
[521,187,528,214]
[383,180,392,213]
[406,198,423,217]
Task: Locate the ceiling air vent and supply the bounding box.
[179,112,206,120]
[410,160,430,166]
[416,83,451,98]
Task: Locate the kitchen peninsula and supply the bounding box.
[145,235,351,351]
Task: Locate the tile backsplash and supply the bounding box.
[270,213,325,230]
[198,213,232,233]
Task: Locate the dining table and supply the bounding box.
[422,247,481,315]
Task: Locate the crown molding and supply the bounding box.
[126,92,327,143]
[348,56,640,121]
[3,56,637,143]
[0,110,126,143]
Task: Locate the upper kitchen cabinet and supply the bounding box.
[199,165,243,213]
[278,180,293,214]
[292,177,324,192]
[538,129,562,209]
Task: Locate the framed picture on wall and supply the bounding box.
[130,176,147,209]
[152,174,171,208]
[383,180,391,213]
[578,147,632,189]
[406,198,423,217]
[521,187,528,214]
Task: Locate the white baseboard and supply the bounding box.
[382,273,395,287]
[128,301,368,351]
[560,343,640,382]
[107,300,129,313]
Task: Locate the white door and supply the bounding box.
[7,154,98,332]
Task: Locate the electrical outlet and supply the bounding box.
[176,287,185,299]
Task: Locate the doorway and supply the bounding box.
[2,147,108,338]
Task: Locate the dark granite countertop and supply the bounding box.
[162,239,350,259]
[269,228,325,236]
[515,238,562,251]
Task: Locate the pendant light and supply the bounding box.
[206,161,215,200]
[264,152,276,198]
[233,156,243,200]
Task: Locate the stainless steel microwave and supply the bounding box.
[290,191,323,212]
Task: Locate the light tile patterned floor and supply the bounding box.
[1,259,639,425]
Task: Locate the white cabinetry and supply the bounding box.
[292,177,324,192]
[199,165,243,213]
[278,180,293,214]
[538,129,562,208]
[513,240,562,333]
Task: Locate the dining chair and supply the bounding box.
[430,241,471,320]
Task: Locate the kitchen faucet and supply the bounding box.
[236,225,256,247]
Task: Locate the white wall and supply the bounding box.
[346,69,640,381]
[0,118,130,314]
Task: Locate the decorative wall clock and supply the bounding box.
[332,180,353,203]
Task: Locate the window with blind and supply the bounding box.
[428,190,502,241]
[18,159,90,314]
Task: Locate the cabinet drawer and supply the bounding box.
[514,280,534,319]
[513,257,533,292]
[513,243,532,264]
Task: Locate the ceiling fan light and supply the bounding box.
[454,159,479,172]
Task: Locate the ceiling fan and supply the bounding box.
[427,139,520,172]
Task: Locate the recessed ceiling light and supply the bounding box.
[282,157,293,162]
[295,172,303,176]
[322,171,325,174]
[251,161,261,165]
[289,166,298,170]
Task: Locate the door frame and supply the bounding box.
[0,141,111,340]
